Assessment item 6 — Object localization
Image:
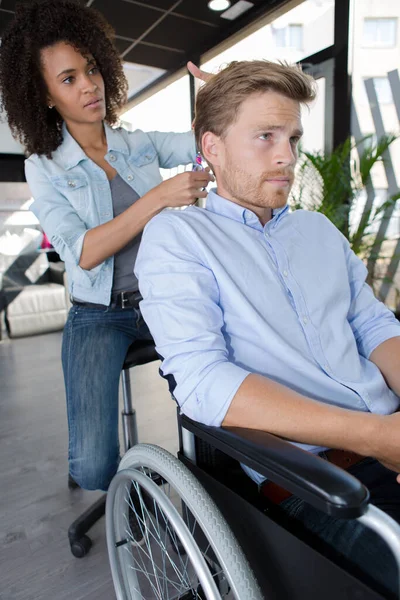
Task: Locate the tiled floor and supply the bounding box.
[0,331,178,600]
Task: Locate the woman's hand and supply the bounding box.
[187,61,212,83]
[150,170,215,209]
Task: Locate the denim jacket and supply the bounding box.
[25,122,196,305]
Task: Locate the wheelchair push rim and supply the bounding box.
[106,443,263,600]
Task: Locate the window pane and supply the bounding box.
[202,0,334,72]
[289,24,303,50]
[273,26,287,47]
[351,1,400,309]
[122,75,191,133]
[373,77,393,104]
[121,76,192,180]
[363,17,397,47]
[379,18,396,44]
[363,19,378,45]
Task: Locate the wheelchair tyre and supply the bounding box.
[106,444,262,600]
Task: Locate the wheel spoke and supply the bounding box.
[123,482,199,598]
[107,446,261,600]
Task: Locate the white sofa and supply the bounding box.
[5,268,69,338]
[1,247,69,339]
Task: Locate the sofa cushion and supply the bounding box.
[6,283,67,338]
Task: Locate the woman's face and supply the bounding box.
[41,41,106,125]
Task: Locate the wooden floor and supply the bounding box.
[0,331,178,600]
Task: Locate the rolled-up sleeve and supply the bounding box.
[146,131,196,170]
[25,158,88,266]
[345,238,400,358]
[135,213,250,426]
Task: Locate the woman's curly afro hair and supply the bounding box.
[0,0,128,158]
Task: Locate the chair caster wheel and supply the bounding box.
[70,535,92,558]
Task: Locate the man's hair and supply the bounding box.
[0,0,128,158]
[194,60,316,153]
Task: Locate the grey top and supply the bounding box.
[110,174,142,294]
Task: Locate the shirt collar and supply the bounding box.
[57,122,128,170]
[205,188,289,231]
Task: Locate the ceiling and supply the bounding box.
[0,0,288,101]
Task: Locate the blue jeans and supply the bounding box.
[280,458,400,597]
[61,304,152,491]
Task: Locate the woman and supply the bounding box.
[0,0,212,491]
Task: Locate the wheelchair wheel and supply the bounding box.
[106,444,262,600]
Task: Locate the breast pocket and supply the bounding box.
[50,175,89,215]
[128,144,157,168]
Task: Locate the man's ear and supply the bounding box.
[201,132,222,167]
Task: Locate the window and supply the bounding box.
[363,18,397,48]
[273,24,303,50]
[373,77,393,105]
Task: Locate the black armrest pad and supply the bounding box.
[180,415,369,519]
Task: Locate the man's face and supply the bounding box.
[211,91,302,224]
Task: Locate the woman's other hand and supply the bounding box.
[187,61,212,83]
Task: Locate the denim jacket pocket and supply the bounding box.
[128,144,157,168]
[50,175,89,214]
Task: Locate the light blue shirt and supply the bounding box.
[25,123,195,305]
[135,189,400,481]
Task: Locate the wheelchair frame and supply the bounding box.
[103,341,400,599]
[176,413,400,600]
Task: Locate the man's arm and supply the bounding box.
[370,336,400,396]
[223,373,375,454]
[135,214,400,472]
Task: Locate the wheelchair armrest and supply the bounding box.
[180,415,370,519]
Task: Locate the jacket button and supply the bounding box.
[109,155,116,162]
[68,180,76,187]
[127,174,134,181]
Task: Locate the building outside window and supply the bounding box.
[362,17,397,47]
[372,76,394,104]
[273,24,303,49]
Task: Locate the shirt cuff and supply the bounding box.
[179,362,251,427]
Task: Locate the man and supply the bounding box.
[135,60,400,594]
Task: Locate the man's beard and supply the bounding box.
[220,156,293,211]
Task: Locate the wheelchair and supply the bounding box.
[106,408,400,599]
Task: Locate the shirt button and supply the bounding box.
[283,270,288,277]
[127,174,134,181]
[68,180,76,187]
[109,155,116,162]
[302,316,308,324]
